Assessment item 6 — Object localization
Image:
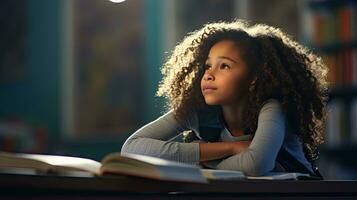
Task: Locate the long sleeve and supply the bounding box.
[120,109,200,165]
[215,99,286,176]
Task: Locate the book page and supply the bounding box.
[201,169,246,180]
[247,172,311,180]
[1,152,101,174]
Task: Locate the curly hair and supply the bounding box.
[156,19,329,162]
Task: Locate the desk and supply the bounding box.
[0,173,356,199]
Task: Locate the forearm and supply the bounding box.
[198,141,251,162]
[121,137,200,164]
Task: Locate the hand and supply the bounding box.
[230,140,252,155]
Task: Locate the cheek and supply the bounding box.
[200,76,204,86]
[224,74,250,96]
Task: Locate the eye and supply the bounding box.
[220,63,230,69]
[204,63,211,70]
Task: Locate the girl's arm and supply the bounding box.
[193,140,251,161]
[213,99,286,176]
[120,109,201,165]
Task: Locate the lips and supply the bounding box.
[202,85,217,91]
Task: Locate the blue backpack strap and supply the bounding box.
[198,126,222,142]
[276,146,324,179]
[181,126,221,143]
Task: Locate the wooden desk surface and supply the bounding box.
[0,172,356,199]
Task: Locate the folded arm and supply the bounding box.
[204,99,286,176]
[193,140,251,162]
[120,109,201,165]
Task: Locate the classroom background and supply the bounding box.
[0,0,356,180]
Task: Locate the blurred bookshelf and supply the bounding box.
[303,0,357,178]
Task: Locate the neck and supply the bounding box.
[221,96,248,134]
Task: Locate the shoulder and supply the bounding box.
[162,108,199,129]
[259,98,284,114]
[258,98,285,122]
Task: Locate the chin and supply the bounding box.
[203,98,221,105]
[205,102,217,106]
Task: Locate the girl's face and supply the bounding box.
[200,39,251,106]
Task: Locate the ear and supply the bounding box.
[250,76,257,85]
[249,76,257,92]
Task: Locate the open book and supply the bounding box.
[0,151,208,183]
[0,151,316,183]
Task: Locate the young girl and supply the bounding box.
[121,19,328,178]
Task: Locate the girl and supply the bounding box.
[121,19,328,178]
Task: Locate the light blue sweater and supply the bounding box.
[120,98,314,176]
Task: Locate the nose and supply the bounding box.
[203,72,214,81]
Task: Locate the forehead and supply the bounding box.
[208,40,241,58]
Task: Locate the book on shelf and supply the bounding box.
[325,98,357,147]
[0,151,318,183]
[322,50,357,87]
[303,1,357,87]
[307,2,357,46]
